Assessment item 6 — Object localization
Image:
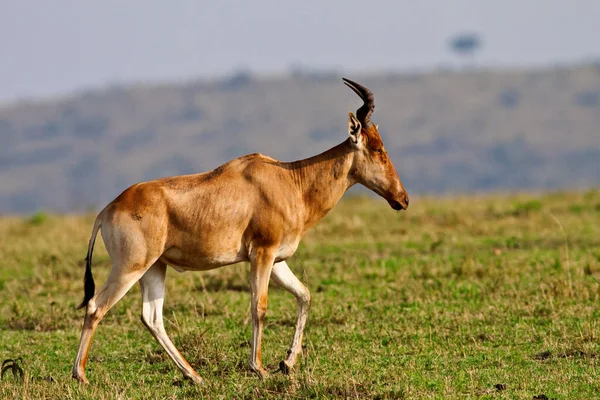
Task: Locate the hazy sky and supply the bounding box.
[1,0,599,102]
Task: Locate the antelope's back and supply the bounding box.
[108,153,303,265]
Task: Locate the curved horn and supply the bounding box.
[342,77,375,127]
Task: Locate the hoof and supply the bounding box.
[186,374,204,385]
[250,365,269,379]
[279,360,291,375]
[72,372,89,384]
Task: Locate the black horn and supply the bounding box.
[342,77,375,127]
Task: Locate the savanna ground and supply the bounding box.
[1,192,600,399]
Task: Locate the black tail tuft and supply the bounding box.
[77,254,95,310]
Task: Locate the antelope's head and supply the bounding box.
[343,78,409,211]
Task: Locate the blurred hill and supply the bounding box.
[1,63,599,213]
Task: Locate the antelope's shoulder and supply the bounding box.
[236,152,279,166]
[209,152,279,175]
[151,153,268,189]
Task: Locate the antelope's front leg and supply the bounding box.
[271,261,311,374]
[249,248,275,378]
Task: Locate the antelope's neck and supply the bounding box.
[285,140,356,231]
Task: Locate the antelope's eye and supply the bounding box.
[375,148,383,154]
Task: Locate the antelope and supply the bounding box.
[72,78,409,384]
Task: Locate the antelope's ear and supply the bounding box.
[348,112,362,146]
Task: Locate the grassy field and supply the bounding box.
[1,191,600,399]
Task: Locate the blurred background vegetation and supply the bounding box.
[1,62,599,213]
[1,2,599,213]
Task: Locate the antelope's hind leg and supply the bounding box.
[139,262,203,384]
[72,260,153,383]
[271,261,311,374]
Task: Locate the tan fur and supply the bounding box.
[72,82,408,384]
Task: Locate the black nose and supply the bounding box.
[405,196,409,207]
[391,200,403,210]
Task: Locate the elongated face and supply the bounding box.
[347,113,409,210]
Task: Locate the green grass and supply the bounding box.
[1,191,600,399]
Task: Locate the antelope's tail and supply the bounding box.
[77,213,103,310]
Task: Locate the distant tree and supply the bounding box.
[288,64,339,82]
[449,33,482,68]
[498,88,521,109]
[114,129,156,154]
[575,90,600,108]
[179,104,204,122]
[219,69,253,91]
[71,116,109,139]
[0,119,15,148]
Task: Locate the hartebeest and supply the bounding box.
[72,78,409,384]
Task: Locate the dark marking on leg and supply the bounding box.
[279,360,290,374]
